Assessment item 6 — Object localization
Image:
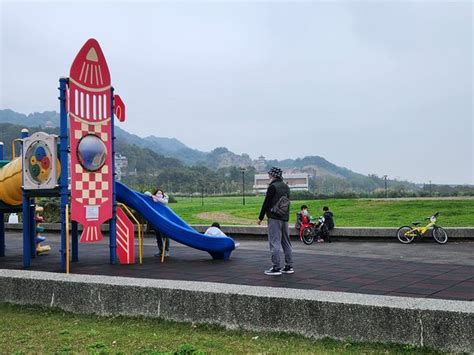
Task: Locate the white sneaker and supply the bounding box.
[264,267,282,276]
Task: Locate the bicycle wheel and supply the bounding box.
[397,226,416,244]
[433,226,448,244]
[302,227,314,245]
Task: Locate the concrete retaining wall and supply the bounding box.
[0,269,472,352]
[193,225,474,240]
[6,223,473,240]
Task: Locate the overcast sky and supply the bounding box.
[0,1,472,184]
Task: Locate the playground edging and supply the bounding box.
[0,269,472,352]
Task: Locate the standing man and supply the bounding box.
[257,167,294,276]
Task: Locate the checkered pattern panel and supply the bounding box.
[73,118,111,206]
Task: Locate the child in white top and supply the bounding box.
[205,222,227,237]
[152,188,169,204]
[152,188,170,256]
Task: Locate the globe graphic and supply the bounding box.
[77,134,107,172]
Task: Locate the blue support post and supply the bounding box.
[0,212,4,257]
[20,129,30,267]
[59,78,69,272]
[22,195,30,267]
[109,87,117,264]
[0,142,4,257]
[71,221,78,262]
[29,201,36,257]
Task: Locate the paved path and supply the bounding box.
[1,233,473,301]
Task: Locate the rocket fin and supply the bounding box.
[79,224,103,243]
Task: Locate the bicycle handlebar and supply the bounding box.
[425,212,440,220]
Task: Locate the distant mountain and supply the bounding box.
[143,135,189,153]
[267,156,364,179]
[0,121,255,194]
[205,147,253,170]
[265,155,422,193]
[115,127,254,168]
[0,109,59,128]
[0,109,251,168]
[114,126,207,165]
[0,109,417,192]
[0,121,182,174]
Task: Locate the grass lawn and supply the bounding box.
[169,196,474,227]
[0,303,440,354]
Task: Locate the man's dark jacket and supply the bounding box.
[258,178,290,222]
[323,211,335,230]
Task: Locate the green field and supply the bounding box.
[0,303,439,354]
[169,196,474,227]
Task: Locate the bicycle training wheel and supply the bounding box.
[433,227,448,244]
[397,226,415,244]
[302,227,314,245]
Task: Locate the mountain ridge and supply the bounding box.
[0,109,409,191]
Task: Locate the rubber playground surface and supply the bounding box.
[1,233,473,301]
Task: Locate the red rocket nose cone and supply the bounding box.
[70,38,111,88]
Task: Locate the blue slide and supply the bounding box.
[115,181,236,260]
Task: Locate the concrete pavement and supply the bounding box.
[0,232,472,301]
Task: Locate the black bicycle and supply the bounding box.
[301,216,330,245]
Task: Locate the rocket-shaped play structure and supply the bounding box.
[0,38,235,270]
[68,39,114,243]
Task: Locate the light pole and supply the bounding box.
[240,168,246,206]
[383,175,388,198]
[429,180,432,196]
[201,184,204,207]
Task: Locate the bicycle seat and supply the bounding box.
[411,221,421,226]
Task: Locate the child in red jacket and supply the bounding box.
[295,205,311,234]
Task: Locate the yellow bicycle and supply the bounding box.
[397,212,448,244]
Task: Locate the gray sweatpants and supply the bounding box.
[267,218,293,268]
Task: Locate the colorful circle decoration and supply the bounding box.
[25,141,53,185]
[77,134,107,172]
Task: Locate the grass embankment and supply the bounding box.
[0,303,439,354]
[169,196,474,227]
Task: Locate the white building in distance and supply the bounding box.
[253,172,309,194]
[115,153,128,181]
